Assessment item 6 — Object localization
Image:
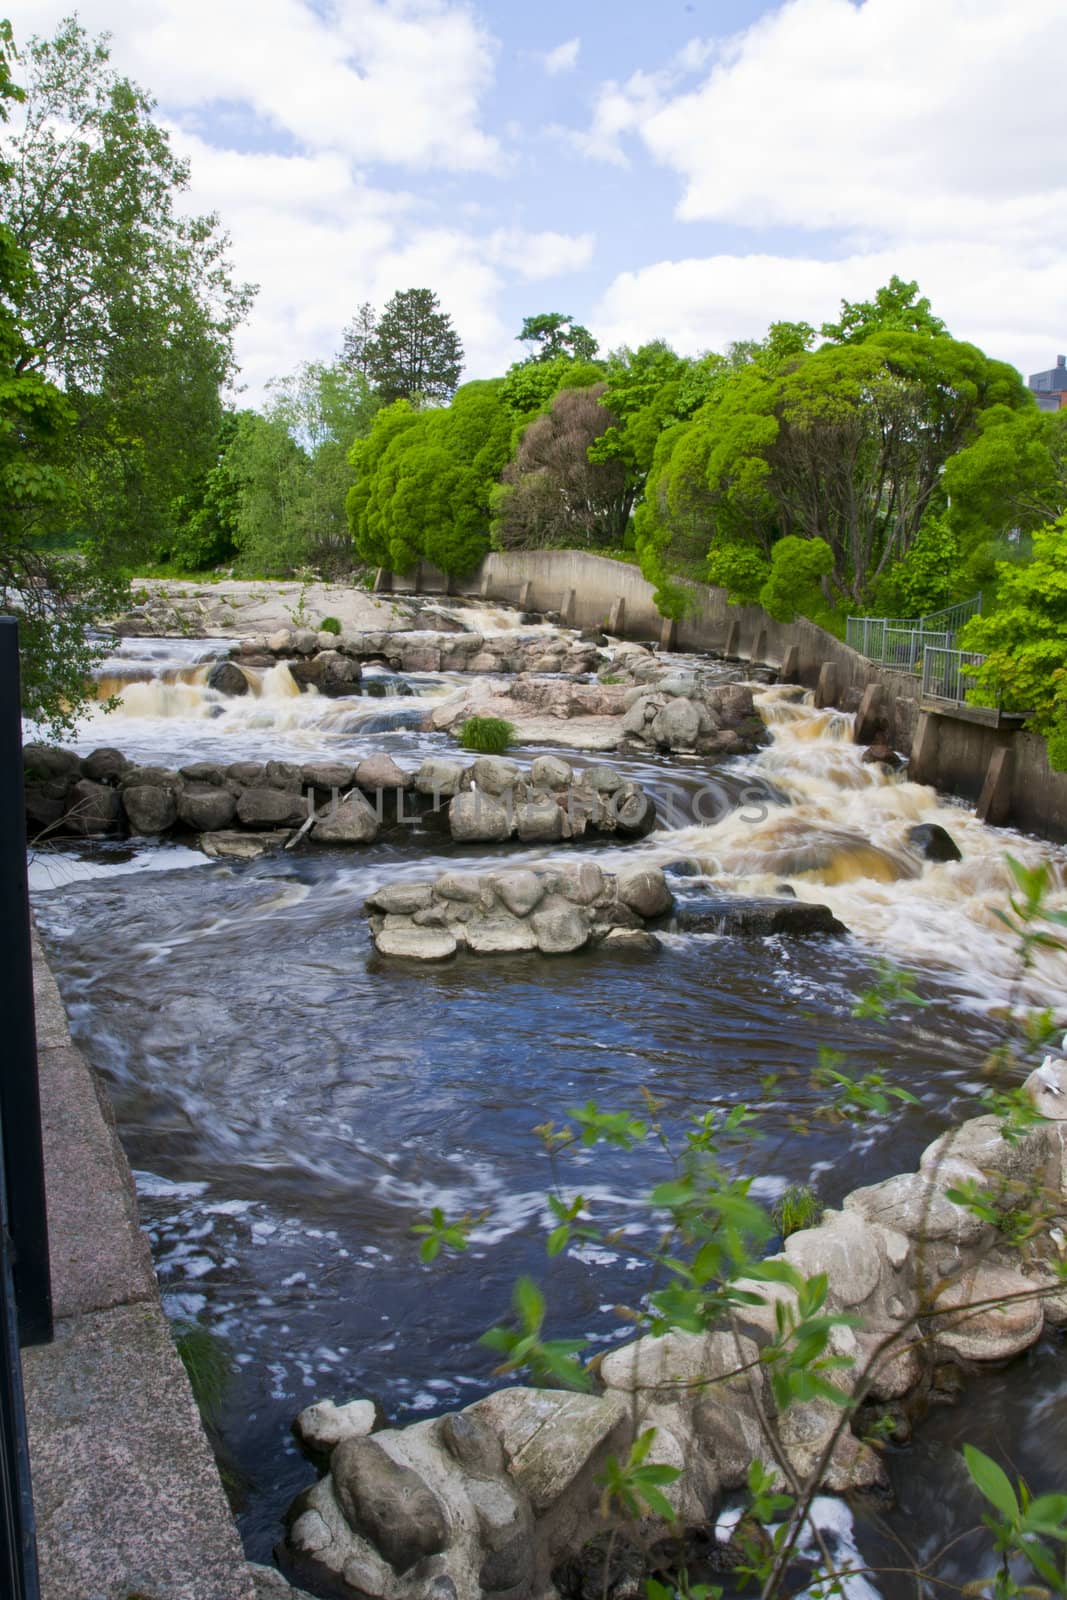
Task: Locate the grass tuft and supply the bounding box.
[773,1184,824,1240]
[458,716,516,754]
[318,615,341,634]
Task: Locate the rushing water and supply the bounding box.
[28,625,1067,1580]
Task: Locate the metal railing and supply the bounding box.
[920,645,988,708]
[0,616,51,1599]
[846,593,983,666]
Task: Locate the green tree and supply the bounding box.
[958,514,1067,768]
[1,17,254,565]
[366,287,463,405]
[820,274,947,343]
[341,301,377,378]
[166,411,242,572]
[516,311,599,364]
[347,380,512,575]
[499,352,604,422]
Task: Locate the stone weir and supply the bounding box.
[22,746,658,860]
[281,1060,1067,1600]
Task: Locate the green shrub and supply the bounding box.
[318,615,341,634]
[458,716,516,754]
[598,672,625,684]
[773,1183,824,1239]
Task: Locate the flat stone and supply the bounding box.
[934,1263,1045,1361]
[200,830,289,860]
[467,1387,629,1517]
[375,926,457,960]
[464,915,538,953]
[23,1302,254,1600]
[365,883,434,915]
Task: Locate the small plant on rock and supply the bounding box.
[772,1183,824,1239]
[458,716,516,754]
[318,615,341,634]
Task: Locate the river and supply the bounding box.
[27,614,1067,1590]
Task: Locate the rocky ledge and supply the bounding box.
[365,862,672,960]
[281,1059,1067,1600]
[222,624,605,682]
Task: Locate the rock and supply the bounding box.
[248,1562,319,1600]
[449,792,512,843]
[415,758,466,799]
[613,787,657,837]
[844,1171,992,1248]
[600,1329,759,1402]
[226,762,267,787]
[920,1115,1052,1180]
[81,747,130,785]
[312,791,380,845]
[122,784,178,835]
[439,1410,506,1477]
[490,870,545,918]
[65,777,124,835]
[556,861,606,906]
[331,1436,449,1574]
[365,883,434,915]
[23,743,82,780]
[777,1397,886,1492]
[471,756,522,795]
[301,761,355,792]
[292,628,318,655]
[783,1211,884,1308]
[199,830,288,860]
[530,755,572,790]
[236,787,305,829]
[615,865,672,919]
[265,759,304,790]
[581,765,626,794]
[674,896,847,938]
[650,698,702,750]
[295,1398,379,1454]
[515,800,564,843]
[933,1263,1044,1361]
[464,915,538,954]
[25,776,76,831]
[620,694,659,736]
[314,650,363,696]
[207,660,249,696]
[177,785,238,831]
[863,744,904,769]
[436,871,494,905]
[531,904,589,955]
[355,753,413,791]
[601,929,659,951]
[908,823,962,863]
[179,760,227,786]
[466,1387,630,1517]
[267,628,293,653]
[1024,1060,1067,1121]
[375,925,458,960]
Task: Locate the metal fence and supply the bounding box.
[0,616,51,1600]
[920,645,988,707]
[846,593,983,667]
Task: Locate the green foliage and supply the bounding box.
[171,1319,231,1424]
[773,1184,824,1239]
[516,312,599,365]
[318,615,341,635]
[758,535,834,624]
[963,1443,1067,1599]
[958,515,1067,766]
[348,381,513,575]
[457,716,516,753]
[870,513,961,617]
[481,1276,589,1390]
[499,353,604,423]
[366,287,463,405]
[598,1429,681,1524]
[820,274,947,344]
[412,1206,476,1264]
[706,541,771,604]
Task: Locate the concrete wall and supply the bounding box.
[434,548,1065,842]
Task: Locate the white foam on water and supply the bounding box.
[28,842,207,892]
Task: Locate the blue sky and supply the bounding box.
[12,0,1067,400]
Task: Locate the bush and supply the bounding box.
[458,716,516,753]
[318,615,341,634]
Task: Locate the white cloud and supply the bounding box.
[486,228,594,281]
[593,243,1067,381]
[13,0,502,172]
[544,37,580,76]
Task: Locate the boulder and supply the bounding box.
[199,830,288,860]
[530,755,573,790]
[300,761,355,792]
[615,865,672,919]
[264,760,304,790]
[582,765,626,794]
[331,1436,449,1574]
[531,904,590,955]
[314,650,362,696]
[267,628,293,653]
[292,628,318,655]
[23,744,82,781]
[466,1387,630,1517]
[449,792,512,843]
[122,784,178,835]
[226,762,267,787]
[1024,1059,1067,1121]
[933,1263,1044,1361]
[311,791,380,845]
[365,883,434,915]
[81,747,130,785]
[355,753,412,791]
[375,926,457,960]
[490,870,545,918]
[236,787,305,829]
[908,823,962,863]
[515,800,564,843]
[471,756,522,795]
[600,1329,759,1403]
[415,757,466,799]
[294,1398,378,1455]
[650,697,702,750]
[65,778,124,836]
[179,761,227,786]
[613,787,657,837]
[844,1171,992,1248]
[25,776,76,832]
[178,785,238,831]
[783,1211,884,1308]
[556,861,606,906]
[464,915,538,954]
[207,660,249,696]
[674,897,847,938]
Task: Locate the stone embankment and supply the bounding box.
[23,745,659,858]
[365,862,672,961]
[281,1059,1067,1600]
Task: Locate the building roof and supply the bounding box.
[1029,354,1067,392]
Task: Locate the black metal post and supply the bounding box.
[0,618,52,1345]
[0,615,49,1597]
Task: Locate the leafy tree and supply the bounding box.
[341,301,377,377]
[492,384,631,552]
[366,287,463,405]
[958,514,1067,768]
[225,411,312,576]
[821,274,947,344]
[516,312,599,364]
[499,353,603,422]
[1,17,254,565]
[758,534,835,626]
[166,412,242,572]
[347,380,512,575]
[0,20,125,732]
[941,404,1067,546]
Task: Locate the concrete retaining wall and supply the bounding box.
[423,549,1066,841]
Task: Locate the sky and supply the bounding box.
[9,0,1067,402]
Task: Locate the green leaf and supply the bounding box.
[963,1443,1020,1519]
